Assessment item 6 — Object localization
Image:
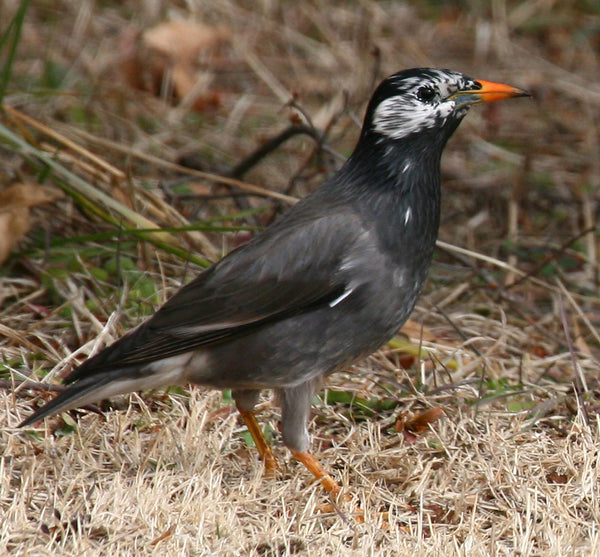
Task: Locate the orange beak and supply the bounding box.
[450,79,530,107]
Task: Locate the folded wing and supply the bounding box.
[65,209,367,384]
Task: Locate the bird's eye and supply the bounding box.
[416,86,436,102]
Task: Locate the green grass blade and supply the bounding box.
[0,120,211,267]
[0,0,30,103]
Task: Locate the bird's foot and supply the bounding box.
[261,447,279,476]
[289,449,357,524]
[289,450,390,525]
[290,449,340,496]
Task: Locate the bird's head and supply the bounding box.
[362,68,528,145]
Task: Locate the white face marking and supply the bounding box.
[373,95,454,139]
[404,207,412,225]
[372,69,478,140]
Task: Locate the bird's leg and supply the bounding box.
[278,382,341,496]
[236,405,279,475]
[233,389,278,474]
[290,449,340,496]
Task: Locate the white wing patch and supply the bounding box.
[329,287,354,307]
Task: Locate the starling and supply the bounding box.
[19,68,528,495]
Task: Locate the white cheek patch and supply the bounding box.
[372,95,455,140]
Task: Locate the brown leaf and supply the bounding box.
[120,20,231,111]
[531,345,548,358]
[0,184,62,267]
[395,407,444,444]
[546,470,568,484]
[397,352,416,369]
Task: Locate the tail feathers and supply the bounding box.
[18,361,188,428]
[18,374,116,428]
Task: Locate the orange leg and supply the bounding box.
[290,449,340,496]
[237,407,279,475]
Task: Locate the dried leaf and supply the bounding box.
[0,184,62,267]
[546,470,568,484]
[395,407,444,444]
[120,20,231,111]
[531,345,549,358]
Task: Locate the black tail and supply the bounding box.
[18,374,116,428]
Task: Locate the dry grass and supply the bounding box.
[1,1,600,555]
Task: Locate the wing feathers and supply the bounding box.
[57,210,368,387]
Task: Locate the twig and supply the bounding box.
[434,304,483,358]
[66,127,299,205]
[179,123,322,216]
[0,379,67,393]
[557,280,600,348]
[435,239,561,294]
[228,124,322,179]
[4,105,126,180]
[506,225,598,291]
[241,51,291,104]
[557,292,589,426]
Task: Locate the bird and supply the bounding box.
[19,68,528,496]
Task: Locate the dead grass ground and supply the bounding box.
[1,1,599,555]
